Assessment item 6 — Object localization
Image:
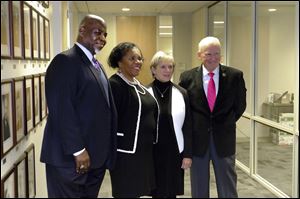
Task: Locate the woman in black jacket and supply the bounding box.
[148,51,192,198]
[108,42,159,198]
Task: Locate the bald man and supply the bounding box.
[40,15,117,197]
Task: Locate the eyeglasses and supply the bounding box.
[203,52,221,58]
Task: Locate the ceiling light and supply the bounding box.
[122,7,130,12]
[214,21,224,24]
[159,26,173,29]
[159,33,172,35]
[268,8,277,12]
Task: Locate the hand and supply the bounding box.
[75,150,90,174]
[181,158,192,170]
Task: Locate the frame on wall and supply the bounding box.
[39,14,45,60]
[25,144,36,198]
[1,80,15,158]
[33,75,40,126]
[44,18,50,60]
[14,77,26,143]
[40,73,47,119]
[31,8,39,60]
[1,1,12,59]
[11,1,23,59]
[23,2,32,59]
[15,153,28,198]
[25,76,34,133]
[1,167,16,198]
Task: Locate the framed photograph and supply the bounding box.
[12,1,23,59]
[15,153,27,198]
[33,75,40,126]
[1,1,12,58]
[23,2,32,59]
[31,8,39,59]
[39,15,45,60]
[25,76,33,133]
[14,77,26,143]
[1,80,15,158]
[40,73,47,119]
[44,18,50,60]
[25,144,36,198]
[1,167,16,198]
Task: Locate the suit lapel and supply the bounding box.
[75,46,110,107]
[214,65,227,111]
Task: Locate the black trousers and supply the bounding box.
[46,164,106,198]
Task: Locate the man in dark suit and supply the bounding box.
[179,36,246,198]
[40,14,117,198]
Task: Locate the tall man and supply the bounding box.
[179,36,246,198]
[40,15,117,198]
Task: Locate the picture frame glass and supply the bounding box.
[32,9,39,59]
[27,147,36,198]
[45,19,50,60]
[15,80,25,142]
[23,3,31,59]
[40,75,46,118]
[3,170,16,198]
[25,78,33,132]
[12,1,22,58]
[1,82,14,155]
[39,15,45,59]
[34,76,40,125]
[17,159,27,197]
[1,1,11,57]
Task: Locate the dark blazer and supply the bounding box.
[147,82,192,158]
[40,45,117,169]
[179,64,246,157]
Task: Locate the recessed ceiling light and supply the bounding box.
[159,26,173,29]
[268,8,277,12]
[214,21,224,24]
[122,7,130,12]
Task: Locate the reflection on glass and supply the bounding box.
[256,2,296,127]
[45,19,50,59]
[256,122,293,196]
[228,1,252,113]
[15,81,25,142]
[17,160,27,197]
[26,78,33,131]
[12,1,22,58]
[23,3,31,59]
[39,15,45,59]
[40,75,46,117]
[27,146,36,198]
[208,1,226,63]
[3,170,15,198]
[236,117,251,167]
[1,1,11,57]
[32,9,38,59]
[34,77,40,125]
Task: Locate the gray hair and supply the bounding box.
[198,36,221,53]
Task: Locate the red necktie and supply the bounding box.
[207,72,216,112]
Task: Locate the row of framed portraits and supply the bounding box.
[1,1,50,60]
[1,144,36,198]
[1,73,47,158]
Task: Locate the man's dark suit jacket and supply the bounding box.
[179,64,246,158]
[40,45,117,169]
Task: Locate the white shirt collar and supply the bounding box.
[202,65,220,77]
[75,42,94,64]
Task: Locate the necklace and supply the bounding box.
[155,86,170,98]
[117,72,146,95]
